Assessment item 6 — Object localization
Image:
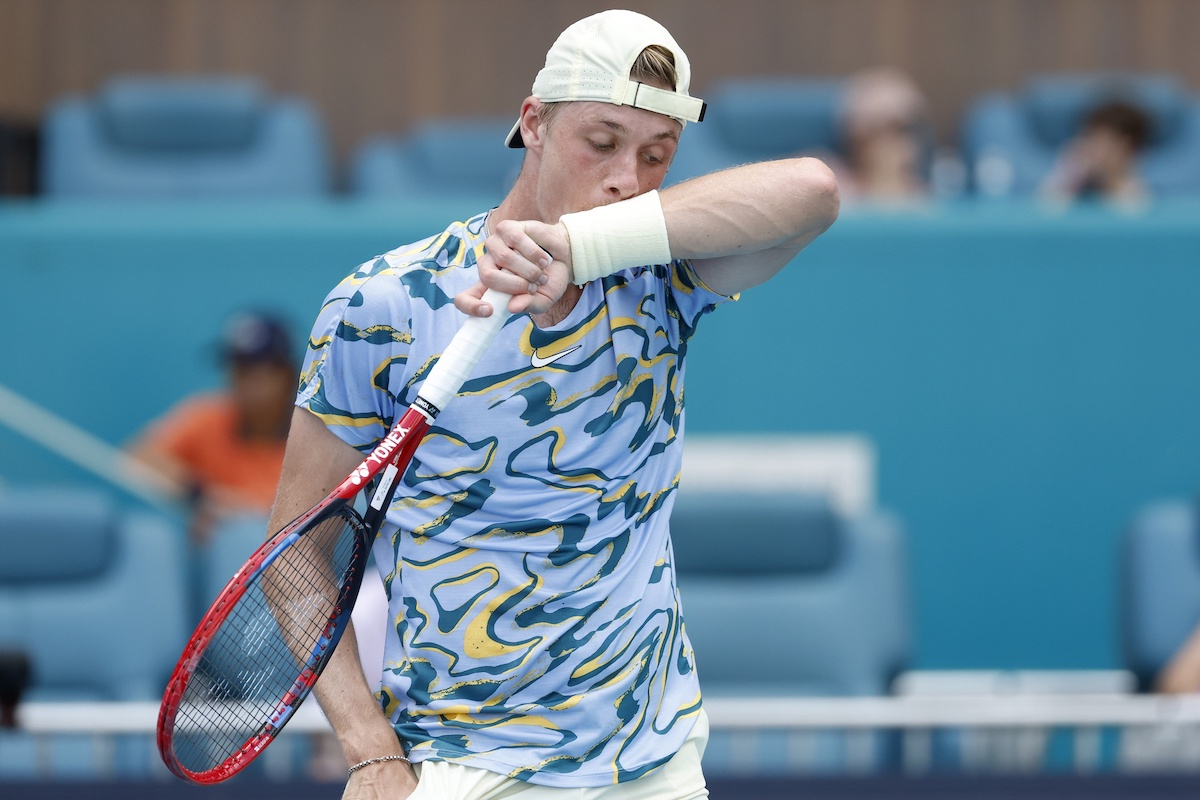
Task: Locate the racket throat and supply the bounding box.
[361,406,431,528]
[368,463,401,512]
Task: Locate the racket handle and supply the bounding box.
[417,288,513,414]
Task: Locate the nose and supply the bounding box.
[604,151,641,200]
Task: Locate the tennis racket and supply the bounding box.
[157,288,513,784]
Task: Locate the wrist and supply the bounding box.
[335,726,407,767]
[348,753,410,776]
[558,190,672,286]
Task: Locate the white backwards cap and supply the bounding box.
[505,9,706,148]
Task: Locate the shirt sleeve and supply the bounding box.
[296,267,414,453]
[660,259,738,344]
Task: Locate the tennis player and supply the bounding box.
[271,9,839,799]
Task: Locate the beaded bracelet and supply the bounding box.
[347,753,410,775]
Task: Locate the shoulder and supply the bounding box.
[327,214,490,315]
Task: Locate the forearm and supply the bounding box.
[310,625,417,798]
[268,408,418,793]
[558,157,839,296]
[663,157,840,295]
[663,157,838,259]
[455,157,838,318]
[312,623,407,763]
[265,413,389,754]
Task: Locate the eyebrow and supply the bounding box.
[596,118,680,142]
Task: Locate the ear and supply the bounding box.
[518,98,545,150]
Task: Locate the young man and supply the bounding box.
[272,10,838,799]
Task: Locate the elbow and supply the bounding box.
[795,157,840,232]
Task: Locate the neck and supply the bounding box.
[490,169,541,229]
[530,283,584,328]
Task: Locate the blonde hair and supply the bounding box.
[538,45,680,131]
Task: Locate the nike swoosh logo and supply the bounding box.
[531,344,582,368]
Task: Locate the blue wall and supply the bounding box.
[3,198,1198,671]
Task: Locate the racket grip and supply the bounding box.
[416,288,513,414]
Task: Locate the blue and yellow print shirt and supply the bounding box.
[297,212,732,787]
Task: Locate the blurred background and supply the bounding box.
[3,0,1200,797]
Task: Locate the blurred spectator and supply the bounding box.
[1040,99,1152,209]
[0,650,32,728]
[832,67,933,205]
[0,119,39,196]
[128,311,296,543]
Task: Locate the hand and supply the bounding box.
[342,758,419,800]
[455,219,573,318]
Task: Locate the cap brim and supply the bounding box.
[505,117,524,148]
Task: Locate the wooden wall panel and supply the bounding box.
[2,0,1199,162]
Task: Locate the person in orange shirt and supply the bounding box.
[129,311,296,543]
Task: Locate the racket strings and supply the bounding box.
[167,508,365,775]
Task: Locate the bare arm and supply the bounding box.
[663,156,840,296]
[455,156,839,316]
[268,408,418,797]
[1157,623,1200,694]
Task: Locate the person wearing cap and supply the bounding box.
[128,310,296,544]
[278,10,838,798]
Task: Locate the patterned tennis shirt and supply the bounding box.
[296,211,733,787]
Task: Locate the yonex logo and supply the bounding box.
[351,425,412,484]
[531,344,582,368]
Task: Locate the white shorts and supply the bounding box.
[407,710,709,800]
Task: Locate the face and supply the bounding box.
[1079,126,1137,174]
[229,360,295,413]
[850,120,920,172]
[523,99,681,220]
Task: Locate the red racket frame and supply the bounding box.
[157,405,430,783]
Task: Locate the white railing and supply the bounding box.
[9,691,1200,779]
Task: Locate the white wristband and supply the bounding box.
[559,190,672,286]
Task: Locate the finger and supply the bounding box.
[490,224,552,287]
[480,250,543,296]
[453,283,492,317]
[509,233,553,275]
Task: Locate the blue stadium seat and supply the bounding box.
[1120,499,1200,690]
[668,78,845,185]
[0,485,189,779]
[41,75,332,198]
[673,490,910,696]
[671,490,910,774]
[666,76,937,188]
[961,72,1200,197]
[0,485,189,701]
[201,513,270,615]
[351,117,523,201]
